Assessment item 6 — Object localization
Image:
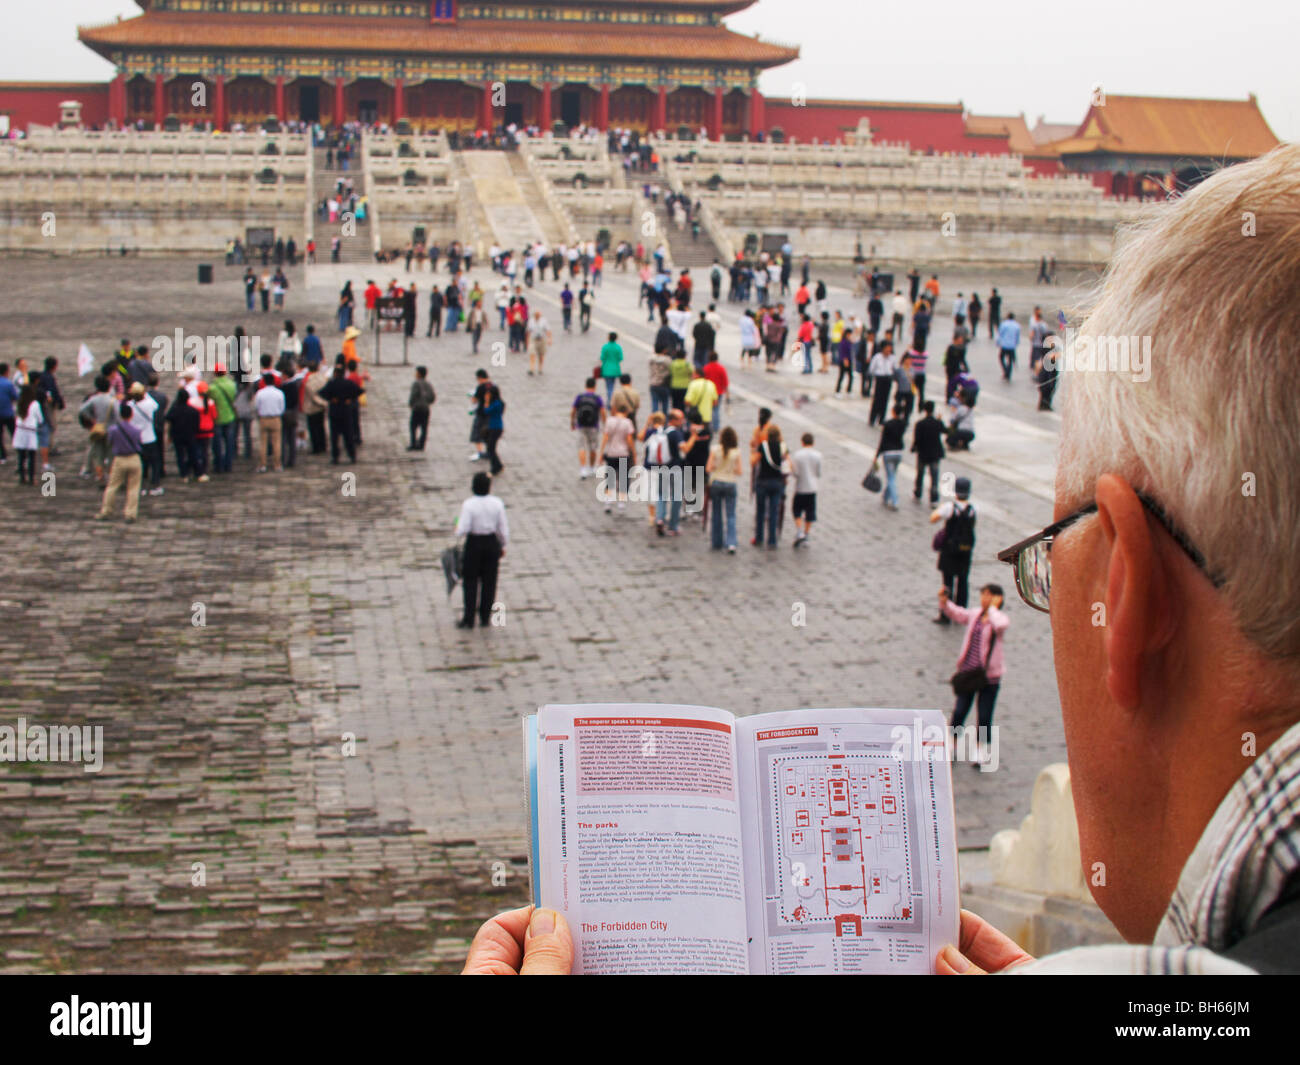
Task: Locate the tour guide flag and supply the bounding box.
[77,343,95,377]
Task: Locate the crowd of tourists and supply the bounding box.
[3,218,1042,754]
[3,328,373,524]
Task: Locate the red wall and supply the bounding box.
[0,83,111,131]
[764,100,1001,154]
[1023,156,1064,177]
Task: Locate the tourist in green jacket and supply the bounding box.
[209,363,238,474]
[669,351,692,414]
[599,331,624,405]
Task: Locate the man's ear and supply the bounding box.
[1094,474,1174,709]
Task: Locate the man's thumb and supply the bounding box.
[521,908,574,975]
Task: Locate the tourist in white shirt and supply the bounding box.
[495,283,511,329]
[252,372,286,472]
[127,382,162,494]
[277,321,302,363]
[890,290,910,343]
[868,339,897,427]
[526,311,552,375]
[666,305,690,348]
[12,383,43,485]
[455,471,509,630]
[705,303,722,339]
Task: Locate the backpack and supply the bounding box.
[942,504,976,560]
[196,398,216,435]
[575,393,601,429]
[645,428,670,465]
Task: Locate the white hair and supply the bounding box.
[1057,144,1300,662]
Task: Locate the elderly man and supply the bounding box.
[526,309,552,376]
[462,145,1300,975]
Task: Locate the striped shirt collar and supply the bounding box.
[1156,719,1300,951]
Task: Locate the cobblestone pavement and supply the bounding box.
[0,252,1079,972]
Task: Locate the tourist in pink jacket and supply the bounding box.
[939,583,1009,761]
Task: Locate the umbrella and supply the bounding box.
[440,543,464,597]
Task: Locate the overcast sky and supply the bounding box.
[13,0,1296,140]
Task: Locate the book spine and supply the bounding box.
[522,714,541,907]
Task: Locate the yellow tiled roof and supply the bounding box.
[1061,94,1279,159]
[80,11,798,66]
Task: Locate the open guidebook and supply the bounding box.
[524,704,960,974]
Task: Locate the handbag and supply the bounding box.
[862,459,881,493]
[951,627,998,696]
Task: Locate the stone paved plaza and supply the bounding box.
[0,252,1085,972]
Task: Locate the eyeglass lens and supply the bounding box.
[1018,539,1052,611]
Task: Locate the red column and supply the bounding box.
[334,77,345,126]
[153,74,165,128]
[214,77,226,131]
[711,86,724,141]
[654,85,667,132]
[480,81,493,130]
[749,89,765,139]
[110,73,125,127]
[540,82,552,130]
[597,83,610,130]
[394,77,404,122]
[275,76,285,122]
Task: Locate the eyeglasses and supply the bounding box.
[995,492,1221,613]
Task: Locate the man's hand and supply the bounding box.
[935,909,1035,974]
[462,905,573,975]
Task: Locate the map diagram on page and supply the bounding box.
[768,752,914,935]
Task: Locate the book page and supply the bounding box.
[531,703,749,974]
[736,708,959,974]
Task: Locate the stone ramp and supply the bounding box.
[458,150,548,250]
[484,204,548,251]
[506,150,571,245]
[461,150,524,202]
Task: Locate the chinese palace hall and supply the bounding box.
[0,0,1284,192]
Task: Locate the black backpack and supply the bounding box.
[575,394,601,428]
[279,378,300,413]
[943,504,976,559]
